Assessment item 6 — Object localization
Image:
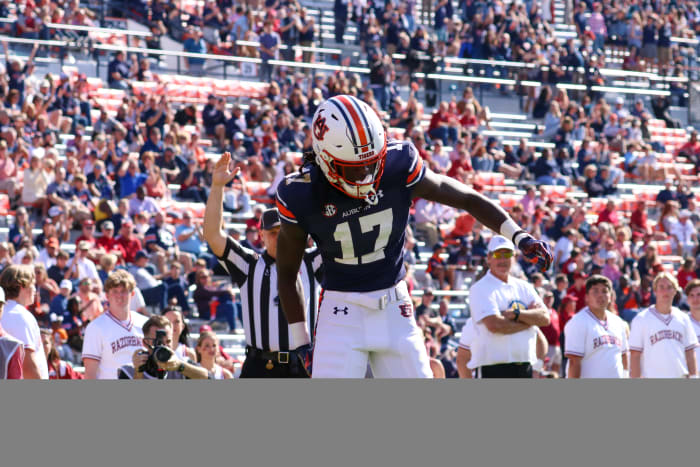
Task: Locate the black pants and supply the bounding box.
[477,362,533,378]
[239,354,309,378]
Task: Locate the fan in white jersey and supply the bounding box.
[564,275,629,378]
[82,270,148,379]
[629,272,698,379]
[683,279,700,370]
[456,318,476,378]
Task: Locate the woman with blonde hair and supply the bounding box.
[196,331,233,379]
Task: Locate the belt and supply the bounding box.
[335,282,405,310]
[245,346,295,364]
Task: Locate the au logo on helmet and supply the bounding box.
[313,116,330,141]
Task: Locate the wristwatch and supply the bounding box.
[177,362,186,373]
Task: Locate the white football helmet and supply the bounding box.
[311,95,387,204]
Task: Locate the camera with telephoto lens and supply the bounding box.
[138,329,174,378]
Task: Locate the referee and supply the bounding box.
[204,156,321,377]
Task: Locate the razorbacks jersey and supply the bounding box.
[629,306,699,378]
[276,140,425,292]
[563,307,629,378]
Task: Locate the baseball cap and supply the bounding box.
[134,250,148,261]
[433,242,445,251]
[60,279,73,291]
[43,218,52,226]
[208,93,216,100]
[0,287,4,304]
[423,288,434,296]
[102,220,114,230]
[261,208,281,230]
[46,237,59,248]
[487,235,515,253]
[606,251,617,260]
[233,132,245,141]
[616,96,624,104]
[679,209,691,218]
[48,205,62,217]
[84,219,95,227]
[78,240,90,250]
[122,220,134,228]
[199,324,213,333]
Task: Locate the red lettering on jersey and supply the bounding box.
[313,116,330,141]
[399,304,413,318]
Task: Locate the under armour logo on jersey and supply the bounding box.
[399,304,413,318]
[322,203,337,218]
[333,306,349,315]
[365,189,384,205]
[313,116,330,141]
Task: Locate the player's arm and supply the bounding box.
[203,152,240,257]
[566,355,583,378]
[22,348,44,380]
[83,358,100,380]
[413,169,552,271]
[277,221,312,348]
[456,347,472,378]
[629,350,642,378]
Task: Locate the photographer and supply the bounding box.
[118,315,211,380]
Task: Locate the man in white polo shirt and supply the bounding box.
[563,275,629,378]
[469,236,550,378]
[0,265,49,379]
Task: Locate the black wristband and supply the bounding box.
[512,229,528,245]
[177,362,185,373]
[513,308,520,322]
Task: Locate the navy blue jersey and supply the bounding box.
[276,140,426,292]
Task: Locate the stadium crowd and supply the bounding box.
[1,0,700,378]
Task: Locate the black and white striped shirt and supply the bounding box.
[217,237,322,352]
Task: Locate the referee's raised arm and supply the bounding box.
[203,152,240,257]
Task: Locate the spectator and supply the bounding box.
[183,26,207,75]
[0,265,48,379]
[564,275,629,378]
[468,236,550,378]
[145,211,193,274]
[118,314,211,379]
[193,268,236,331]
[0,286,24,379]
[95,221,126,264]
[107,50,133,91]
[195,331,233,379]
[41,328,83,380]
[81,270,147,379]
[47,250,70,285]
[66,240,99,282]
[259,20,280,83]
[629,272,698,378]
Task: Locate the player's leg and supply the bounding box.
[368,285,432,378]
[311,292,370,378]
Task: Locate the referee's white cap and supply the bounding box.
[487,235,515,253]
